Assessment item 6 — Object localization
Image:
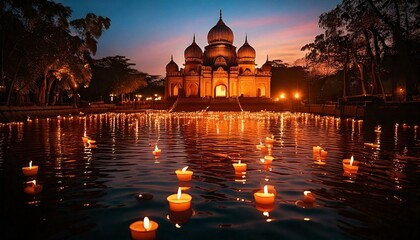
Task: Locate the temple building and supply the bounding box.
[165,11,271,98]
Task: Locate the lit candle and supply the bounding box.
[175,166,193,181]
[82,131,89,142]
[254,185,275,205]
[167,187,192,212]
[260,157,272,165]
[129,216,159,240]
[152,145,161,156]
[22,160,39,176]
[313,146,322,155]
[232,160,247,173]
[256,141,265,150]
[320,149,328,158]
[23,180,43,195]
[303,191,316,204]
[342,156,360,173]
[265,135,274,144]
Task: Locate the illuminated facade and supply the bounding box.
[165,11,271,98]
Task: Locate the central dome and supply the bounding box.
[207,11,234,45]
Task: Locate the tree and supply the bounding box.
[82,56,148,102]
[302,0,420,102]
[0,0,110,106]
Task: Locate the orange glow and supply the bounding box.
[280,93,286,99]
[294,92,300,99]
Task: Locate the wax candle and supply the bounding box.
[167,187,192,212]
[24,180,43,195]
[342,156,360,173]
[254,185,275,205]
[256,141,264,150]
[175,166,193,181]
[82,131,89,142]
[303,191,316,204]
[22,160,39,176]
[260,157,272,165]
[129,217,159,240]
[313,146,322,155]
[232,160,247,173]
[255,202,275,212]
[265,135,274,144]
[152,145,161,156]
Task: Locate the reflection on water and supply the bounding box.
[0,112,419,239]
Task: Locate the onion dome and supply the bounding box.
[166,55,179,72]
[207,10,234,45]
[261,55,272,72]
[184,34,203,59]
[238,35,256,59]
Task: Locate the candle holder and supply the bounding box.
[254,185,275,205]
[167,188,192,212]
[152,145,161,156]
[342,156,360,173]
[175,166,193,181]
[22,161,39,177]
[232,160,247,173]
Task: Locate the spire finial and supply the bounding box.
[219,9,222,19]
[245,34,248,44]
[266,55,269,61]
[171,54,173,61]
[193,33,195,43]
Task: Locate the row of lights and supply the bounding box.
[274,92,301,101]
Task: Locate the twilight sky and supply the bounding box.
[58,0,340,77]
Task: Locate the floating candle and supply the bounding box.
[265,135,274,144]
[254,185,275,205]
[232,160,247,173]
[313,146,322,155]
[364,142,380,148]
[256,141,264,150]
[22,160,39,176]
[23,180,43,195]
[82,131,89,142]
[167,187,192,212]
[175,166,193,181]
[129,217,159,240]
[303,191,316,204]
[342,156,360,173]
[152,145,161,156]
[260,157,272,165]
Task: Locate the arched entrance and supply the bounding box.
[186,83,199,97]
[257,86,266,97]
[173,84,179,96]
[215,84,227,97]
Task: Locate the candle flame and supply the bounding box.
[143,217,150,231]
[177,187,181,200]
[264,185,268,194]
[238,160,241,164]
[182,166,188,172]
[350,156,354,166]
[28,180,36,186]
[304,191,311,196]
[84,131,87,137]
[260,158,265,163]
[29,160,32,168]
[154,145,159,151]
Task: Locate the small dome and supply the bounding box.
[166,56,179,72]
[261,56,272,72]
[238,35,256,59]
[207,10,234,45]
[184,35,203,59]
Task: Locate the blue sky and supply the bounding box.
[58,0,341,76]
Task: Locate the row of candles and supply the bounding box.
[19,130,359,239]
